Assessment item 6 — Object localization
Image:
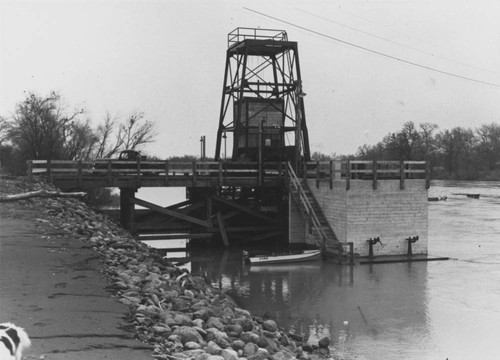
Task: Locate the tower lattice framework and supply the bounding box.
[214,27,311,169]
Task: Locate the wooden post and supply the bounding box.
[400,160,405,190]
[425,161,430,189]
[216,212,229,247]
[346,161,350,191]
[329,160,333,189]
[77,160,82,188]
[27,161,33,181]
[120,187,136,233]
[192,161,197,183]
[316,161,320,188]
[372,160,378,190]
[107,160,112,186]
[47,159,52,183]
[164,160,169,186]
[136,158,141,187]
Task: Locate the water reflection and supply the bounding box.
[141,180,500,359]
[189,248,433,359]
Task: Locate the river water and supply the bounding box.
[138,181,500,360]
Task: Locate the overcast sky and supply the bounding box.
[1,0,499,158]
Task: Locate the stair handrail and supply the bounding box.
[286,162,328,248]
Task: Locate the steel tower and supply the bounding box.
[214,28,311,169]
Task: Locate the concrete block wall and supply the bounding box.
[289,196,306,244]
[307,180,347,243]
[288,196,320,247]
[306,179,428,257]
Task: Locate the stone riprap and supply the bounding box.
[0,175,332,360]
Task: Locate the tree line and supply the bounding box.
[1,92,498,181]
[351,121,500,180]
[0,91,157,175]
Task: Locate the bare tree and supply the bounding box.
[3,91,157,175]
[9,91,84,160]
[94,113,123,159]
[418,122,439,158]
[121,112,157,150]
[63,119,99,160]
[356,142,386,160]
[476,123,500,170]
[93,111,157,159]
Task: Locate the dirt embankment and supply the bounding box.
[0,174,331,360]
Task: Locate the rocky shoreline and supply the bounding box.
[0,174,332,360]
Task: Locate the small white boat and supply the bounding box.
[243,249,322,265]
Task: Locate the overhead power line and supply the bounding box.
[296,7,500,76]
[243,7,500,88]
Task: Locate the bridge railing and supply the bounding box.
[26,159,428,189]
[303,160,429,190]
[26,159,286,187]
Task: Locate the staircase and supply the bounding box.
[286,162,340,254]
[301,181,340,252]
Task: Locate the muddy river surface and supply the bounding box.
[140,180,500,360]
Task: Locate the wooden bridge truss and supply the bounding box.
[27,159,429,248]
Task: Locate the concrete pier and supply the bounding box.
[305,179,428,256]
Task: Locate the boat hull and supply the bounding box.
[247,249,322,265]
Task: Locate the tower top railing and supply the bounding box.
[228,27,288,48]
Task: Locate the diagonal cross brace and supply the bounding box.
[211,195,276,224]
[132,197,210,228]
